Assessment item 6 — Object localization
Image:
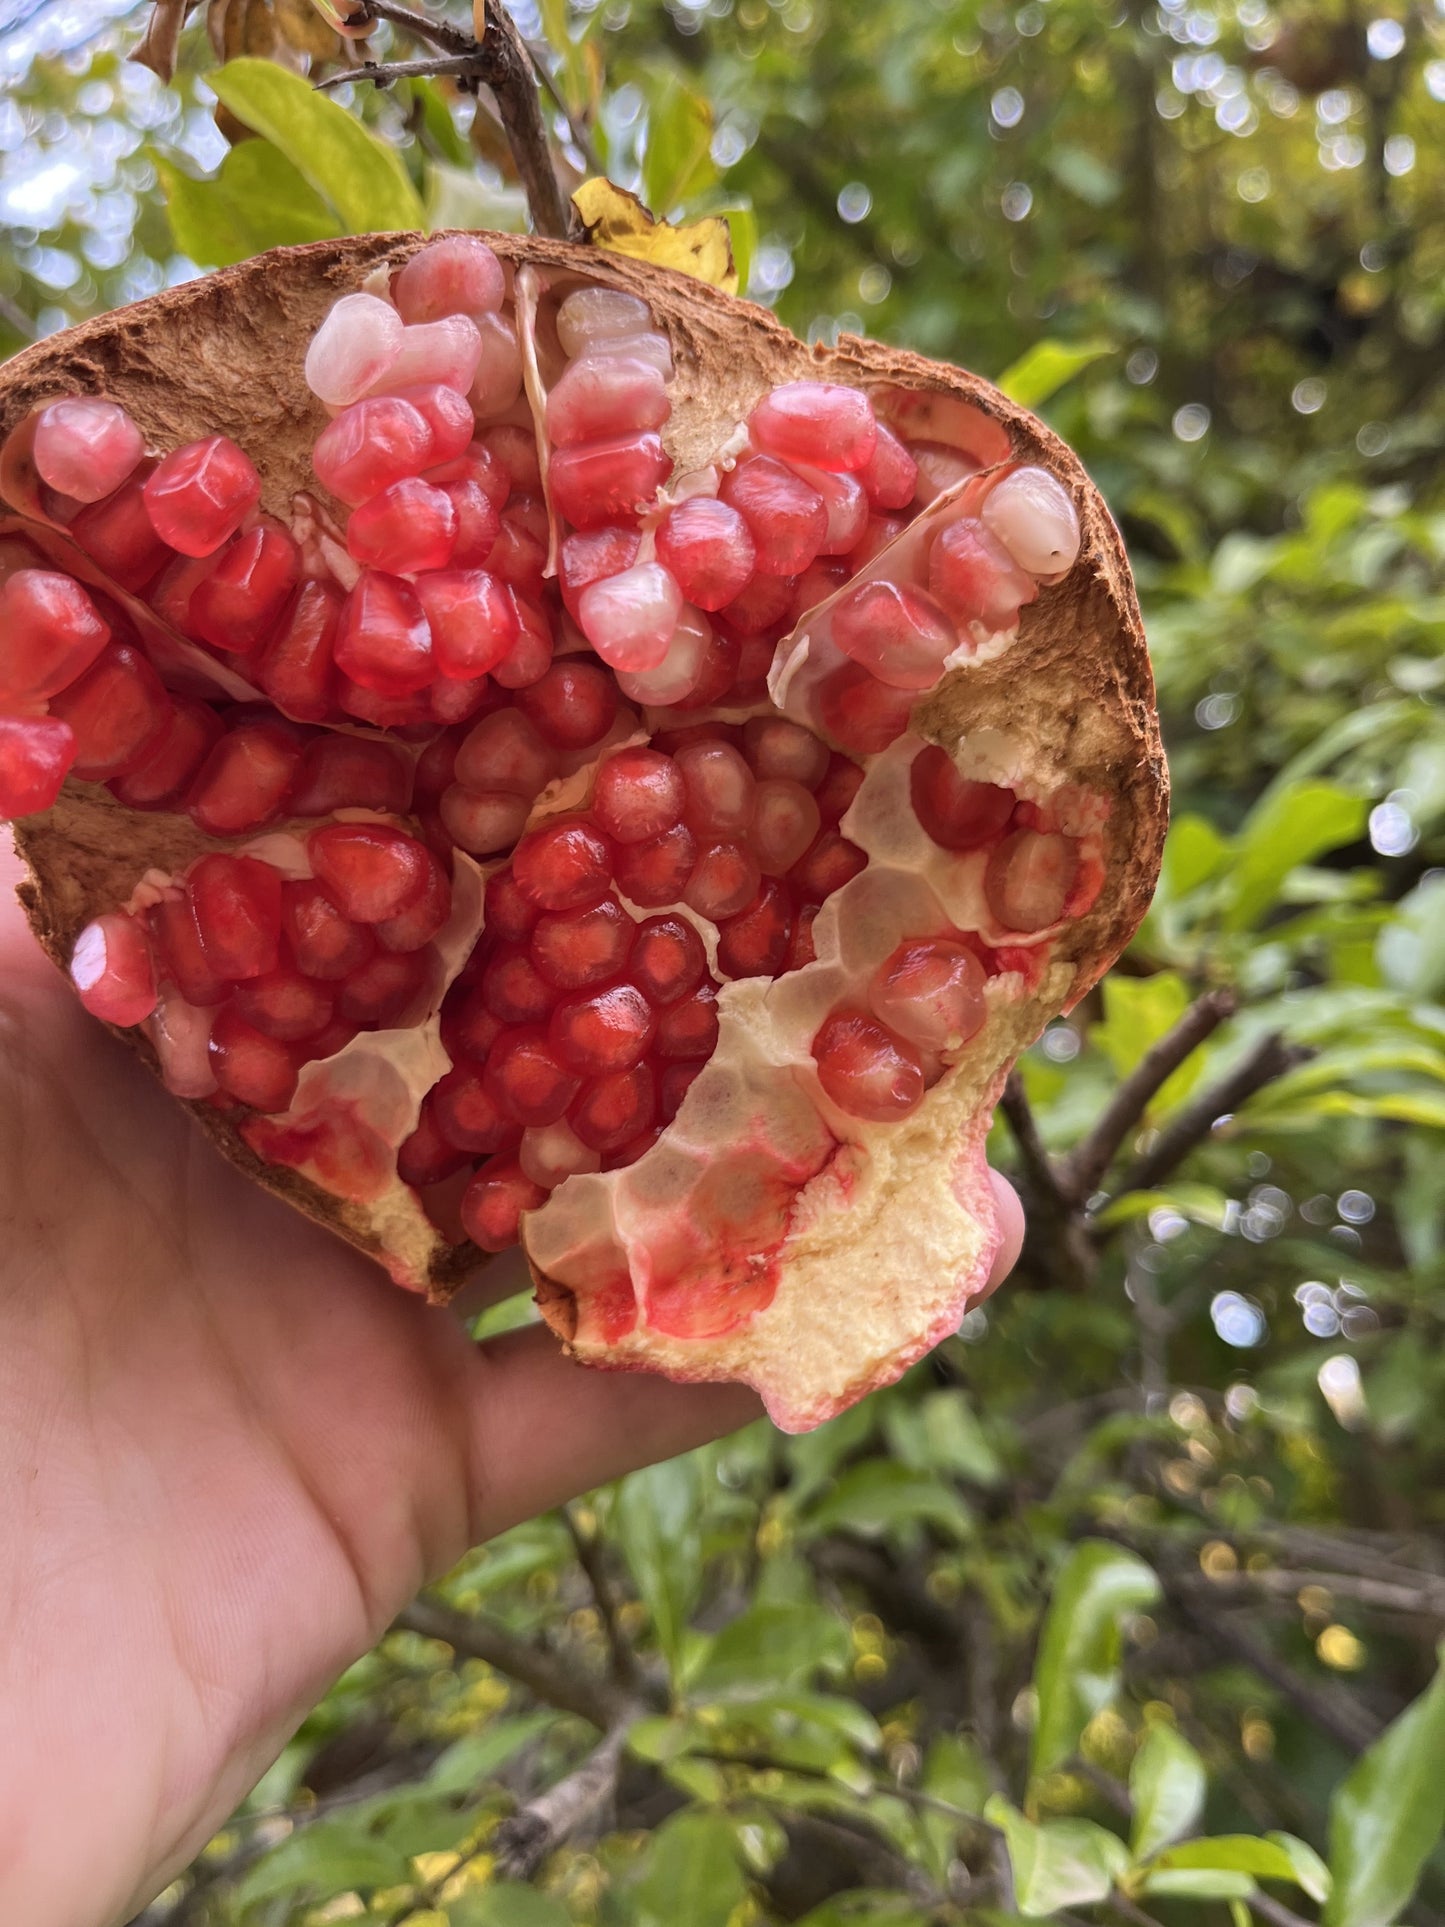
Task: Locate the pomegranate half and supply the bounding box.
[0,231,1165,1432]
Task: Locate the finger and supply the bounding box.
[466,1322,761,1537]
[986,1168,1025,1291]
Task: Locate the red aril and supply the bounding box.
[531,895,634,989]
[748,381,878,472]
[815,659,915,756]
[485,514,547,598]
[33,397,145,503]
[671,621,739,707]
[337,948,429,1026]
[460,1154,546,1252]
[304,293,403,407]
[68,911,157,1025]
[47,641,169,780]
[513,817,614,912]
[0,569,111,704]
[569,1063,655,1155]
[577,561,682,672]
[718,877,794,978]
[428,437,510,503]
[440,480,502,567]
[313,397,433,507]
[346,478,458,575]
[187,719,304,835]
[549,981,655,1074]
[831,579,957,690]
[149,892,227,1006]
[484,1027,581,1127]
[790,828,867,903]
[984,828,1079,932]
[0,715,75,818]
[335,571,434,694]
[654,982,719,1059]
[393,235,505,324]
[857,422,919,510]
[721,569,796,633]
[481,944,556,1025]
[397,1103,471,1187]
[629,914,706,1005]
[373,853,451,952]
[548,431,672,530]
[928,517,1038,633]
[189,522,301,656]
[814,754,865,826]
[432,1065,521,1155]
[232,967,335,1042]
[286,735,412,818]
[685,839,761,921]
[109,696,223,809]
[655,496,755,611]
[909,745,1015,851]
[68,472,171,591]
[749,778,822,876]
[281,879,375,980]
[592,747,685,844]
[142,435,260,556]
[546,355,670,447]
[559,526,641,621]
[479,423,541,493]
[255,579,343,722]
[812,1007,924,1120]
[743,716,830,790]
[209,1007,300,1112]
[188,853,283,980]
[440,784,530,855]
[870,938,986,1052]
[308,823,433,922]
[720,456,827,576]
[484,867,539,943]
[613,821,695,906]
[455,705,557,796]
[676,740,755,835]
[515,660,618,751]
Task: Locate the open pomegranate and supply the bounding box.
[0,231,1164,1431]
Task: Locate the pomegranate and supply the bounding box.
[0,229,1164,1432]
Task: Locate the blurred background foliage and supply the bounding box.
[4,0,1445,1920]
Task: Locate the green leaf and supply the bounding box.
[1153,1835,1302,1885]
[232,1822,411,1908]
[641,70,717,215]
[1222,780,1368,932]
[1092,1184,1231,1232]
[1142,1867,1257,1899]
[208,58,425,234]
[1130,1725,1207,1860]
[613,1455,704,1677]
[1324,1654,1445,1927]
[1029,1541,1160,1787]
[449,1885,573,1927]
[1044,144,1122,207]
[1269,1832,1333,1904]
[884,1388,1003,1487]
[159,142,342,268]
[631,1809,748,1927]
[1158,813,1232,901]
[986,1798,1128,1916]
[997,337,1113,409]
[915,1732,991,1883]
[800,1461,973,1541]
[692,1600,851,1693]
[795,1897,933,1927]
[427,1712,556,1793]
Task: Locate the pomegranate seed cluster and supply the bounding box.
[0,233,1106,1327]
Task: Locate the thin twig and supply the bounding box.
[1060,989,1237,1202]
[395,1597,627,1729]
[1108,1032,1312,1200]
[1000,1071,1068,1209]
[523,36,604,174]
[1172,1598,1383,1755]
[316,54,479,87]
[1249,1891,1318,1927]
[564,1505,646,1693]
[1109,1894,1167,1927]
[492,1722,632,1879]
[1179,1567,1445,1617]
[342,0,472,53]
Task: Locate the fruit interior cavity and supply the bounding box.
[0,233,1105,1400]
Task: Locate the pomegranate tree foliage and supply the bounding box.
[5,0,1445,1923]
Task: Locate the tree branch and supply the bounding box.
[1248,1892,1318,1927]
[564,1505,646,1693]
[394,1597,627,1729]
[491,1722,632,1879]
[1059,989,1237,1202]
[316,55,480,87]
[1001,1070,1067,1208]
[1172,1597,1383,1754]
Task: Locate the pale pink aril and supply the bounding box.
[591,330,674,377]
[615,607,713,708]
[393,235,505,324]
[748,381,878,473]
[676,739,755,835]
[365,313,481,399]
[830,578,958,691]
[984,828,1080,932]
[304,293,404,407]
[577,560,682,672]
[149,990,218,1099]
[909,440,980,506]
[346,477,458,574]
[69,911,157,1026]
[793,462,869,555]
[743,716,831,789]
[440,784,530,855]
[749,777,822,876]
[468,313,525,418]
[979,465,1081,577]
[546,355,670,448]
[32,397,145,503]
[555,287,652,359]
[927,517,1038,632]
[869,937,987,1052]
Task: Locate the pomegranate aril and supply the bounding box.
[791,557,849,623]
[569,1062,656,1155]
[816,659,915,755]
[397,1102,470,1187]
[460,1154,544,1252]
[749,381,878,473]
[428,438,510,502]
[484,867,539,943]
[190,522,301,656]
[494,596,554,690]
[814,753,865,826]
[548,431,672,531]
[394,235,505,323]
[414,728,461,800]
[857,421,919,510]
[658,1060,701,1122]
[559,526,641,622]
[796,465,869,555]
[721,570,796,634]
[911,441,980,506]
[577,561,681,674]
[676,740,755,835]
[440,784,530,856]
[791,828,867,903]
[480,423,541,492]
[286,735,411,818]
[308,823,432,922]
[69,473,170,591]
[188,852,283,980]
[785,901,819,970]
[614,821,696,907]
[337,948,429,1026]
[255,579,342,723]
[367,315,481,398]
[485,1026,582,1127]
[441,983,503,1061]
[455,705,557,796]
[831,579,957,691]
[482,944,557,1025]
[549,981,655,1074]
[980,466,1081,577]
[187,720,304,835]
[150,988,219,1097]
[629,914,706,1006]
[676,622,742,709]
[910,745,1016,851]
[928,517,1037,633]
[717,877,794,978]
[654,496,755,611]
[547,354,670,448]
[813,1008,924,1121]
[556,287,652,358]
[592,748,685,845]
[48,641,169,780]
[233,967,335,1042]
[32,397,145,503]
[433,1064,522,1155]
[514,660,618,751]
[338,679,433,728]
[850,513,908,568]
[616,608,713,709]
[685,839,761,922]
[720,456,827,576]
[208,1008,299,1110]
[984,828,1080,932]
[336,571,435,695]
[513,817,615,912]
[485,516,547,598]
[142,436,261,558]
[870,937,987,1053]
[297,1017,360,1064]
[519,1118,601,1188]
[468,313,525,418]
[743,716,829,790]
[749,778,822,876]
[531,895,634,990]
[439,480,501,567]
[374,854,451,953]
[0,569,111,704]
[313,397,433,507]
[346,478,458,575]
[0,714,74,817]
[654,982,719,1060]
[109,697,222,810]
[281,879,375,980]
[305,292,404,407]
[69,911,156,1025]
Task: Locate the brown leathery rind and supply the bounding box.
[0,231,1166,1412]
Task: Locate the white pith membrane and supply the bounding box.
[0,234,1135,1431]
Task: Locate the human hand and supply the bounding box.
[0,833,1023,1927]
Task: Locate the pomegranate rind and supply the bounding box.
[0,232,1166,1428]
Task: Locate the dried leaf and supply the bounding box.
[206,0,231,62]
[273,0,340,58]
[133,0,196,82]
[572,177,737,294]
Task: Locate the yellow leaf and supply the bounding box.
[571,177,737,293]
